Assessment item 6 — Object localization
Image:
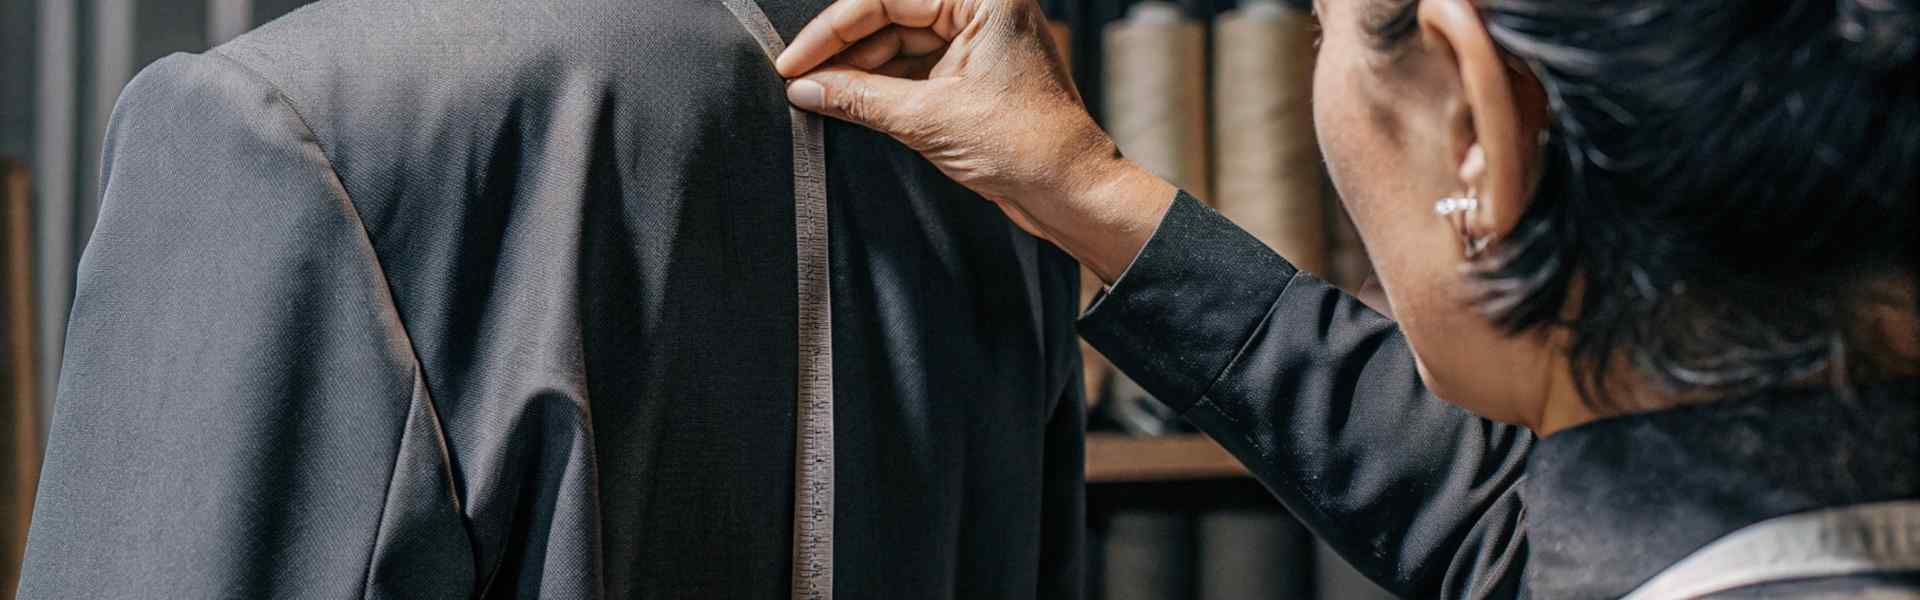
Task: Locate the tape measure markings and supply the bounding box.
[712,2,834,598]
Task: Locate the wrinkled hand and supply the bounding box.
[775,0,1175,282]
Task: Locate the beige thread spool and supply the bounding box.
[1098,3,1206,409]
[1104,1,1211,201]
[1213,0,1328,275]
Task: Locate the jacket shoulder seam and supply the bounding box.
[198,48,453,600]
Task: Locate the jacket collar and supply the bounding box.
[1521,379,1920,598]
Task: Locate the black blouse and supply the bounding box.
[1079,191,1920,598]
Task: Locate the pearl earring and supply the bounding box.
[1434,192,1487,258]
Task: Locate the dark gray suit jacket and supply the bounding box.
[21,0,1084,597]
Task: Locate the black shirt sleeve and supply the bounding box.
[1077,191,1534,598]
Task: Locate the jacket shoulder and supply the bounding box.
[102,51,326,209]
[209,0,770,126]
[112,51,301,149]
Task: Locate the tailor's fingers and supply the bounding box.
[785,65,925,134]
[837,26,903,70]
[866,51,945,79]
[835,25,949,71]
[775,0,962,77]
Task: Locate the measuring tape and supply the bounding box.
[713,1,835,598]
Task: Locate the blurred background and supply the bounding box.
[0,0,1392,598]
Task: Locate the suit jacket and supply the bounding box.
[20,0,1085,597]
[1080,192,1920,598]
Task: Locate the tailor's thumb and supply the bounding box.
[786,68,922,136]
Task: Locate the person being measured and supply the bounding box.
[19,0,1088,597]
[774,0,1920,596]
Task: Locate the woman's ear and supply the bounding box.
[1417,0,1547,242]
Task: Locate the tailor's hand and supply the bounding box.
[775,0,1176,282]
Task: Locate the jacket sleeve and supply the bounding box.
[1077,192,1533,598]
[20,52,473,599]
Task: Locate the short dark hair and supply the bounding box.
[1363,0,1920,411]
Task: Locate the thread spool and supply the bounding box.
[1104,1,1210,200]
[1213,0,1329,274]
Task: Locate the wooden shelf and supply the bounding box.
[1085,433,1249,483]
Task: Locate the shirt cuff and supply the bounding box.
[1078,191,1300,413]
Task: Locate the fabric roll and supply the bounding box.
[0,159,40,600]
[1197,509,1314,600]
[1103,1,1210,201]
[1104,511,1195,600]
[1212,0,1328,275]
